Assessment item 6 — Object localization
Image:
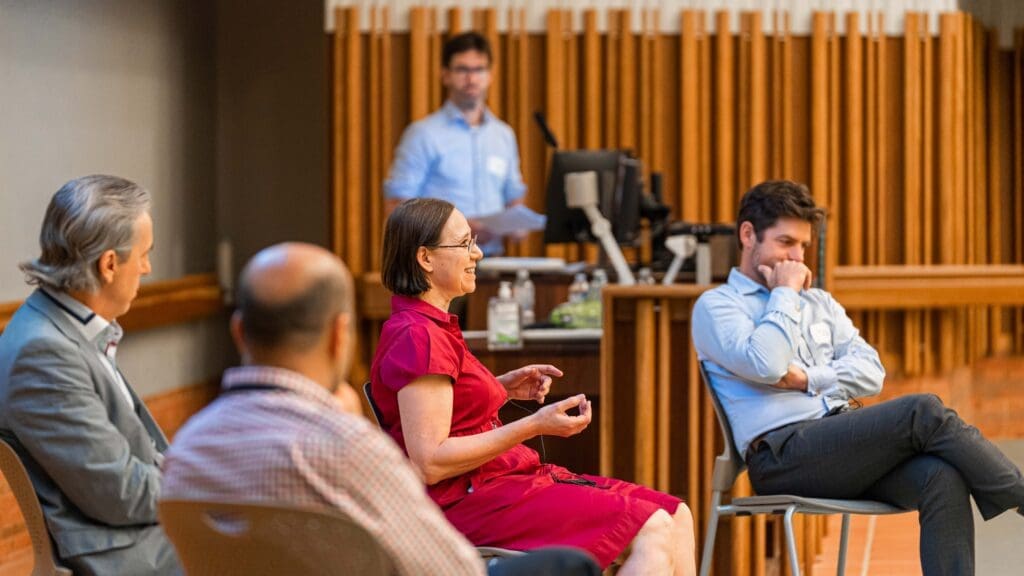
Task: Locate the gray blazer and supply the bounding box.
[0,289,170,567]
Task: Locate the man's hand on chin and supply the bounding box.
[759,261,812,292]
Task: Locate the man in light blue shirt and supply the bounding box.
[692,180,1024,575]
[384,32,526,255]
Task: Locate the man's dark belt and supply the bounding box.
[747,404,850,457]
[747,431,775,456]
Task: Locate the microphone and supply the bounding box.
[533,111,559,149]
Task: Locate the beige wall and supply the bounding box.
[0,0,228,395]
[0,0,218,300]
[0,0,331,394]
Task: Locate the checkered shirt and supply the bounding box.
[162,365,484,576]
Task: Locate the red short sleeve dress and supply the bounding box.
[370,295,682,568]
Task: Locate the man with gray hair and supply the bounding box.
[0,175,181,574]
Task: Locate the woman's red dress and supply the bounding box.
[371,295,681,568]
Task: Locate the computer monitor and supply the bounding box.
[543,149,642,246]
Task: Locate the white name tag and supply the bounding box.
[487,155,508,179]
[810,322,831,345]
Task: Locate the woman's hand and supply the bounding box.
[398,375,565,484]
[498,364,563,403]
[531,394,592,437]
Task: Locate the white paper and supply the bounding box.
[475,205,547,236]
[477,257,567,273]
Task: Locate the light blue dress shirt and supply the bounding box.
[384,102,526,254]
[691,268,885,457]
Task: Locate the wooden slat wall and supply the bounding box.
[507,7,530,258]
[368,6,391,272]
[544,9,569,262]
[904,12,923,375]
[331,6,1024,376]
[1016,29,1024,351]
[922,15,938,373]
[407,8,430,122]
[714,11,735,223]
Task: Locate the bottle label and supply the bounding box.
[488,300,522,350]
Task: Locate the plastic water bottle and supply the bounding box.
[568,273,590,303]
[488,281,522,350]
[513,270,536,326]
[588,269,608,301]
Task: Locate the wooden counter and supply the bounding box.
[467,331,602,475]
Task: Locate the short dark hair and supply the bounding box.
[737,180,825,243]
[442,32,492,68]
[236,272,351,352]
[381,198,454,296]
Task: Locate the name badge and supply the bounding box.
[809,322,831,345]
[487,156,508,179]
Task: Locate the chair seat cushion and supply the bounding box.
[731,494,906,515]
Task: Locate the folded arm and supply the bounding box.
[800,296,885,399]
[693,287,804,385]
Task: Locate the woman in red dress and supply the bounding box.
[371,199,695,575]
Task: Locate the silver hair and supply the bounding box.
[19,175,151,293]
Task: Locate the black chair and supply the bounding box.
[362,381,386,427]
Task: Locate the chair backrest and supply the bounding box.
[0,438,71,576]
[363,381,385,428]
[697,362,746,493]
[159,499,394,576]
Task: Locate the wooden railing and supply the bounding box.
[0,273,224,335]
[833,264,1024,309]
[832,265,1024,376]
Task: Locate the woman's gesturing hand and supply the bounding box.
[532,394,592,437]
[498,364,563,403]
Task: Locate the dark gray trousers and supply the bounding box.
[488,547,601,576]
[746,394,1024,576]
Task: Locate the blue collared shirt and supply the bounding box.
[384,101,527,251]
[691,268,885,457]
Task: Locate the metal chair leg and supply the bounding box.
[698,493,722,576]
[837,514,851,576]
[783,507,801,576]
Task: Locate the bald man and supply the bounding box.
[161,243,599,576]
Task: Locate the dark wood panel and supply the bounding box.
[472,338,601,475]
